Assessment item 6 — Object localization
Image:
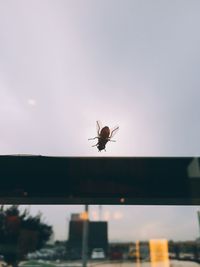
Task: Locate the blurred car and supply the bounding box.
[91,248,105,260]
[179,252,195,260]
[110,251,123,260]
[0,262,7,267]
[0,255,7,267]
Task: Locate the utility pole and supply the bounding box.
[99,205,102,221]
[82,205,89,267]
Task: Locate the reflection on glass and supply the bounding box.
[149,239,169,267]
[0,205,199,267]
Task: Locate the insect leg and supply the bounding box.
[96,121,102,135]
[108,139,116,142]
[88,137,98,140]
[92,143,98,147]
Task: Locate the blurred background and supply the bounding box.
[0,205,200,267]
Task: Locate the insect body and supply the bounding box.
[88,121,119,151]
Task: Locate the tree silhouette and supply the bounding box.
[0,205,53,266]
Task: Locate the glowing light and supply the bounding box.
[120,198,125,203]
[149,239,169,267]
[91,211,99,221]
[103,211,110,221]
[113,211,123,220]
[135,241,140,267]
[28,98,36,106]
[80,211,88,220]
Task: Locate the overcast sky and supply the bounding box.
[0,0,200,156]
[1,2,200,244]
[19,205,200,242]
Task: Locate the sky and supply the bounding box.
[19,205,200,242]
[0,0,200,156]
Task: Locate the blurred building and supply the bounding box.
[67,214,108,259]
[71,214,82,221]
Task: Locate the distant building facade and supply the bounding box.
[67,215,108,259]
[71,213,82,221]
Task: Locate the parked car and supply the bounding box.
[91,248,105,260]
[0,257,7,267]
[110,251,123,260]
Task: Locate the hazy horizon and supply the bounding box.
[17,205,200,242]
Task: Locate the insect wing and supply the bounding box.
[96,120,103,136]
[109,125,119,138]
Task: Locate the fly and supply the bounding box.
[88,121,119,152]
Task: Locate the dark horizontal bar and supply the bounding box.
[0,155,198,203]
